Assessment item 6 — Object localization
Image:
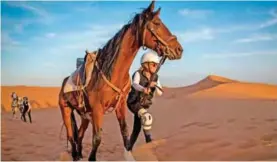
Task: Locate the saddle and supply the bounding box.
[71,50,97,87]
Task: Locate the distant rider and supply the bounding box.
[22,97,32,123]
[11,92,19,119]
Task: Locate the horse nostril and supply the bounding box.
[176,46,183,54]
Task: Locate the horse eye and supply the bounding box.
[153,22,161,26]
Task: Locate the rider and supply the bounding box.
[11,92,19,119]
[18,97,24,119]
[127,51,163,151]
[22,97,32,123]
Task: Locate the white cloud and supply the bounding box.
[178,28,215,43]
[259,8,277,29]
[1,32,21,53]
[73,2,98,13]
[3,2,54,34]
[5,1,49,18]
[177,8,277,43]
[179,8,213,18]
[234,33,277,43]
[45,33,56,38]
[202,50,277,59]
[259,18,277,28]
[5,23,124,57]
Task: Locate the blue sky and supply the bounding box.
[1,1,277,87]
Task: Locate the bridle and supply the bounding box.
[141,17,178,58]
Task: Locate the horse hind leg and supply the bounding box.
[60,104,81,161]
[77,118,89,159]
[59,76,82,161]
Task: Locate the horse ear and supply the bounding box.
[153,7,161,18]
[145,0,155,13]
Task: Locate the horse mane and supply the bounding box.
[91,12,147,88]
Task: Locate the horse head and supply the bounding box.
[139,1,183,60]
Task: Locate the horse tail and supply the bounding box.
[59,76,75,151]
[70,110,79,146]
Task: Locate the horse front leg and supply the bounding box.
[115,102,130,150]
[88,103,104,161]
[77,118,89,159]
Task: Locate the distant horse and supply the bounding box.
[18,97,24,120]
[58,1,183,161]
[11,92,19,119]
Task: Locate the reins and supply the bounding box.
[78,14,174,115]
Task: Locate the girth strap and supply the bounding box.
[94,62,130,114]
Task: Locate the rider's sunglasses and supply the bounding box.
[149,62,158,67]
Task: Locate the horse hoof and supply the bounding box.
[88,157,96,161]
[79,154,83,159]
[73,157,80,161]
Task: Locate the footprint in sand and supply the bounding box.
[265,118,277,122]
[196,122,213,127]
[227,118,236,123]
[3,147,13,152]
[261,133,277,147]
[245,126,257,130]
[250,117,256,121]
[207,125,220,129]
[184,138,217,148]
[199,138,217,144]
[216,141,232,148]
[206,141,232,150]
[180,122,199,129]
[238,139,258,149]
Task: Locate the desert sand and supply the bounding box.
[1,86,60,112]
[1,75,277,161]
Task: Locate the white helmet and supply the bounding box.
[141,52,160,64]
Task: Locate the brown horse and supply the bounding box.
[58,1,183,161]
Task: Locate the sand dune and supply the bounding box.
[2,75,277,111]
[189,82,277,99]
[1,86,60,112]
[163,75,277,100]
[1,75,277,161]
[2,97,277,161]
[131,97,277,161]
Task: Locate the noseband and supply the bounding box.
[141,19,177,58]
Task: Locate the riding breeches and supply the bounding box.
[128,110,152,151]
[22,108,32,123]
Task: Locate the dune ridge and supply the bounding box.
[163,75,237,98]
[1,75,277,112]
[163,75,277,100]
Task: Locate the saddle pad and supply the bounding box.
[63,52,96,93]
[63,75,83,93]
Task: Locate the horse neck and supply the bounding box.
[110,28,140,85]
